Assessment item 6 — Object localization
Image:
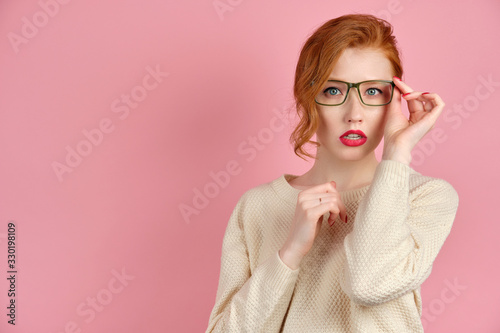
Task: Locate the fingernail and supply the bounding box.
[402,92,411,97]
[422,92,430,95]
[344,216,348,223]
[393,76,401,81]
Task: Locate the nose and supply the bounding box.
[343,88,365,123]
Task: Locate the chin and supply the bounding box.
[340,146,376,160]
[319,140,376,160]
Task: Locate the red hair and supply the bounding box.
[290,14,404,161]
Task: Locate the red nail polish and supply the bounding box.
[345,216,348,223]
[393,76,401,81]
[422,92,430,95]
[402,92,411,97]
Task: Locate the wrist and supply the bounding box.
[382,147,411,165]
[279,246,303,270]
[382,154,411,165]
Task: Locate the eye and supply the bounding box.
[324,87,341,95]
[366,88,382,95]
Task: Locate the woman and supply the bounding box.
[206,14,459,333]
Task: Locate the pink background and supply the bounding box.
[1,0,499,332]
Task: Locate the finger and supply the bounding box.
[325,204,341,225]
[311,194,337,203]
[402,91,427,113]
[298,191,336,203]
[393,76,415,94]
[298,181,348,224]
[395,78,433,114]
[319,195,347,224]
[422,95,434,112]
[419,93,446,120]
[413,93,434,112]
[298,194,340,225]
[337,199,347,223]
[308,202,339,225]
[411,92,445,115]
[300,181,337,195]
[300,193,336,210]
[323,181,347,223]
[325,202,346,225]
[420,92,445,110]
[402,91,424,99]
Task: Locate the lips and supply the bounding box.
[339,129,367,147]
[339,130,367,138]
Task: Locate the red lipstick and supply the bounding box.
[339,130,367,147]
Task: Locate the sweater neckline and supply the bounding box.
[272,173,371,205]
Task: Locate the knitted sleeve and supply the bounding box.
[205,194,300,333]
[339,159,459,307]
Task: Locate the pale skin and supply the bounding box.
[279,47,446,270]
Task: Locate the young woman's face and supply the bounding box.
[315,47,395,161]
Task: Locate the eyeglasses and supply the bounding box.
[314,80,396,106]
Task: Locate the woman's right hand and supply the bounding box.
[279,181,347,270]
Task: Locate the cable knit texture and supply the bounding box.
[205,159,459,333]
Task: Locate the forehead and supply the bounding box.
[327,47,393,82]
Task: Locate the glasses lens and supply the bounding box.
[358,81,393,106]
[315,81,349,105]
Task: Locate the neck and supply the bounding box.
[299,147,380,191]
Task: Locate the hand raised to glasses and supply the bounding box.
[279,181,347,270]
[382,76,446,164]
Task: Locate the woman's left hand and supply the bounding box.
[382,76,446,164]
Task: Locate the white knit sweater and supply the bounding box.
[206,159,459,332]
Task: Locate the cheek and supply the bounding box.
[378,114,388,128]
[376,110,389,126]
[368,113,387,136]
[317,113,342,136]
[317,110,332,131]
